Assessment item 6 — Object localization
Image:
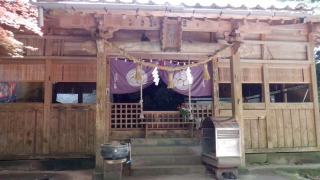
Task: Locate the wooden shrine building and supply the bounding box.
[1,0,320,177]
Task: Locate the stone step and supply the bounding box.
[131,145,201,156]
[131,165,207,176]
[131,155,202,167]
[130,138,201,147]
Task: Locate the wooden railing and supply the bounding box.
[110,102,212,130]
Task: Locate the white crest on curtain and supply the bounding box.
[126,68,148,87]
[173,70,193,91]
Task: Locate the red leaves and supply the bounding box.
[0,0,42,57]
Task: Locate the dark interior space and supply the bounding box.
[113,79,185,111]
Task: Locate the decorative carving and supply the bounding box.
[96,39,105,53]
[161,17,182,52]
[96,27,119,39]
[314,34,320,48]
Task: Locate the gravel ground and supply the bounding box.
[1,163,320,180]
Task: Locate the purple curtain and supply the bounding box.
[159,60,212,96]
[110,59,212,96]
[110,59,155,94]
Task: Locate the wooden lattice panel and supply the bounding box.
[190,103,212,119]
[110,103,141,129]
[0,64,45,81]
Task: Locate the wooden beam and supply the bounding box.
[105,41,232,56]
[307,23,320,147]
[230,42,245,166]
[51,9,300,24]
[0,56,97,61]
[95,39,107,177]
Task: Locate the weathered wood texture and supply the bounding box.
[51,61,96,82]
[50,104,96,154]
[218,66,311,83]
[219,103,317,153]
[0,64,45,81]
[0,104,44,156]
[0,104,95,159]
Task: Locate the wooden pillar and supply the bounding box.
[281,84,287,102]
[43,38,53,154]
[212,58,220,116]
[263,64,273,149]
[43,58,52,154]
[230,42,245,166]
[106,57,111,141]
[94,39,107,177]
[307,23,320,147]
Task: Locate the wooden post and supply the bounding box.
[212,58,220,116]
[43,38,53,154]
[230,42,245,166]
[263,64,273,149]
[307,23,320,147]
[94,39,107,178]
[106,57,111,142]
[43,58,52,154]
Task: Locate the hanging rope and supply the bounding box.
[167,72,174,89]
[136,64,142,80]
[202,64,210,80]
[105,40,234,71]
[187,58,193,120]
[139,65,144,119]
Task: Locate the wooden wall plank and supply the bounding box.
[51,63,97,82]
[7,111,16,155]
[17,111,26,155]
[244,119,251,149]
[259,119,267,148]
[58,109,68,153]
[242,67,262,83]
[68,110,77,153]
[306,109,317,146]
[283,109,293,147]
[268,68,310,83]
[251,119,259,149]
[276,109,285,148]
[299,109,308,147]
[35,109,44,154]
[25,111,35,155]
[269,110,278,148]
[0,64,45,81]
[291,110,302,147]
[0,111,7,155]
[49,109,58,153]
[87,109,95,153]
[77,110,87,152]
